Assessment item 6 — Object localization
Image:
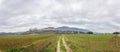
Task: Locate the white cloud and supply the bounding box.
[0,0,120,33]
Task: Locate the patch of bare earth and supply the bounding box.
[62,37,72,52]
[57,39,60,52]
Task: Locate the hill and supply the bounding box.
[26,26,92,34]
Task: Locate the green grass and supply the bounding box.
[65,34,120,52]
[66,40,97,52]
[60,36,66,52]
[5,45,34,52]
[43,35,66,52]
[42,35,59,52]
[0,34,120,52]
[0,34,57,52]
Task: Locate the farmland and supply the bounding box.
[65,34,120,52]
[0,34,57,52]
[0,34,120,52]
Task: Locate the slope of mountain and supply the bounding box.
[26,26,92,34]
[0,26,92,35]
[55,26,91,32]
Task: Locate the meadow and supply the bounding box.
[0,34,120,52]
[0,34,57,52]
[65,34,120,52]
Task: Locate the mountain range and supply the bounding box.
[55,26,91,32]
[0,26,92,35]
[26,26,92,34]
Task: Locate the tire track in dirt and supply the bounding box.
[62,37,72,52]
[57,38,60,52]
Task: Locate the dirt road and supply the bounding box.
[62,37,72,52]
[57,38,60,52]
[57,36,72,52]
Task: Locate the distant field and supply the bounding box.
[0,34,120,52]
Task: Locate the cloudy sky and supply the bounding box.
[0,0,120,33]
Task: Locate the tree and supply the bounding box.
[113,32,120,34]
[87,32,93,34]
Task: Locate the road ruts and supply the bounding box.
[57,38,60,52]
[62,37,72,52]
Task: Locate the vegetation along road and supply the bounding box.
[56,35,72,52]
[0,34,120,52]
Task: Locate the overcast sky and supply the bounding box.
[0,0,120,33]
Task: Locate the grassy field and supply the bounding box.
[0,34,120,52]
[0,34,57,52]
[42,35,59,52]
[65,34,120,52]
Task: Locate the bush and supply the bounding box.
[113,32,120,34]
[86,32,93,34]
